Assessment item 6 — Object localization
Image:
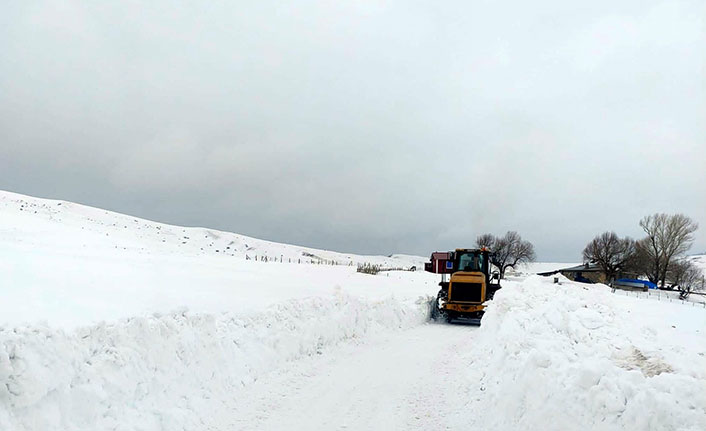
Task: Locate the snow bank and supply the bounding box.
[466,275,706,431]
[0,293,430,431]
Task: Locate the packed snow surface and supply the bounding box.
[0,294,431,430]
[1,190,705,430]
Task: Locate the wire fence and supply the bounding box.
[611,288,706,308]
[245,254,352,265]
[242,254,418,273]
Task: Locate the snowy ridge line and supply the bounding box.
[0,189,425,268]
[464,275,706,431]
[0,293,431,431]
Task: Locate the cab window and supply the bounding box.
[458,253,482,271]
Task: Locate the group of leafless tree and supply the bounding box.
[582,213,703,293]
[476,231,536,279]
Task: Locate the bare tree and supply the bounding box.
[507,237,536,275]
[668,259,703,289]
[480,231,535,279]
[632,237,660,284]
[639,213,699,288]
[475,234,495,249]
[582,232,636,283]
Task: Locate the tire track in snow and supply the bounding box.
[216,323,478,430]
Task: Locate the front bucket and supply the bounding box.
[447,316,482,325]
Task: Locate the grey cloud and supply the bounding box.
[1,0,704,260]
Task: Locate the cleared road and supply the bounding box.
[216,323,479,430]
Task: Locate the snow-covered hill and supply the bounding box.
[0,190,432,328]
[688,253,706,273]
[0,190,423,267]
[1,190,704,430]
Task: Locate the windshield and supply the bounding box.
[457,252,483,272]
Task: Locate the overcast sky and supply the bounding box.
[1,0,704,261]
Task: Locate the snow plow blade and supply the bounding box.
[447,315,482,325]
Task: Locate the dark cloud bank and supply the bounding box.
[1,0,704,261]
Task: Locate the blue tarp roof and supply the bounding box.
[615,278,658,289]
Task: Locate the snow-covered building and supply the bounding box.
[540,263,652,290]
[538,263,610,284]
[558,263,607,283]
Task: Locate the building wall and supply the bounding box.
[561,270,607,284]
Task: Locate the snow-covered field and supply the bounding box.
[0,190,430,329]
[1,190,705,430]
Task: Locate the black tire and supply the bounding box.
[430,290,447,322]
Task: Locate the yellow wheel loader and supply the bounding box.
[425,248,500,325]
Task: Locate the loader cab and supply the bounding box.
[448,248,491,283]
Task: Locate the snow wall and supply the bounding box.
[0,293,431,430]
[468,275,706,431]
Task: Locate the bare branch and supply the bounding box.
[582,232,635,282]
[482,231,535,278]
[638,213,698,288]
[475,234,495,249]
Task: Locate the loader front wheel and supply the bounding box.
[445,311,456,323]
[430,291,447,322]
